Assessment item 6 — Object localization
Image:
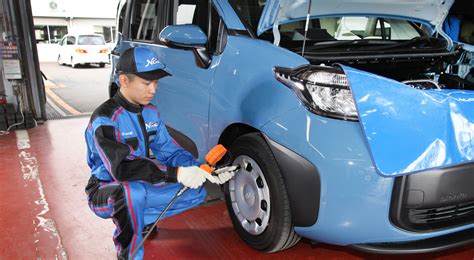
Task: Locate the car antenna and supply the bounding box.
[301,0,313,57]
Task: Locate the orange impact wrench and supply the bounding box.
[131,144,229,259]
[200,144,228,174]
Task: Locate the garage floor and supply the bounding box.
[0,117,473,259]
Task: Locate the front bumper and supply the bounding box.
[391,162,474,233]
[260,105,474,248]
[352,228,474,254]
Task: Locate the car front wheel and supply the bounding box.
[224,133,300,253]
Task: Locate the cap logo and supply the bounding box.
[145,57,160,68]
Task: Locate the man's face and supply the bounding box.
[119,74,158,105]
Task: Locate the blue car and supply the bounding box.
[110,0,474,254]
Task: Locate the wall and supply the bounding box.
[31,0,118,19]
[68,18,115,35]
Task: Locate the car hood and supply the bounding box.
[342,65,474,177]
[257,0,455,36]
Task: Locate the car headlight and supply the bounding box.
[274,65,358,121]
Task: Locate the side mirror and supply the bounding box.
[159,25,211,69]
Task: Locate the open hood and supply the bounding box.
[342,65,474,177]
[257,0,455,36]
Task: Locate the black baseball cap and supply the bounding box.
[116,47,171,80]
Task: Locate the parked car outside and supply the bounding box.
[109,0,474,254]
[58,34,110,68]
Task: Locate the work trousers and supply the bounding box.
[86,176,206,260]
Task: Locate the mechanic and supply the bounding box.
[84,47,237,260]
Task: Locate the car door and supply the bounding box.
[153,0,225,160]
[58,37,66,63]
[65,36,76,64]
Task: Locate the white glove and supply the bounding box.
[214,165,239,184]
[177,166,219,189]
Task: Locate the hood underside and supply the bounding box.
[343,65,474,177]
[257,0,455,36]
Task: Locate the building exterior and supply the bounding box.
[32,0,119,61]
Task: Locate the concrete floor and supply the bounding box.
[0,117,473,259]
[40,62,111,116]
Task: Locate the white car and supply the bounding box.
[58,34,110,68]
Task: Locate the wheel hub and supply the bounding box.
[229,155,271,235]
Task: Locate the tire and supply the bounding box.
[99,63,105,68]
[224,133,301,253]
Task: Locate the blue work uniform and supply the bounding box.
[85,91,206,260]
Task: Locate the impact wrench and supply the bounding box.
[131,144,230,259]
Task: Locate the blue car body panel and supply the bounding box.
[208,35,307,148]
[212,0,246,31]
[153,45,219,162]
[343,66,474,177]
[261,106,474,245]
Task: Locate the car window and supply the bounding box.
[130,0,160,41]
[170,0,222,53]
[229,0,421,42]
[332,17,420,41]
[229,0,266,33]
[78,35,106,45]
[263,16,421,42]
[172,0,208,32]
[117,0,127,35]
[66,36,76,45]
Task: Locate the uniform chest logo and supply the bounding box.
[122,131,134,137]
[146,121,158,130]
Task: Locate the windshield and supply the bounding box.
[230,1,424,42]
[278,17,421,42]
[78,35,106,45]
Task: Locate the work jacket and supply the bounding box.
[85,91,198,183]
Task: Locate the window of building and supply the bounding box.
[34,25,48,43]
[94,26,116,43]
[34,25,68,44]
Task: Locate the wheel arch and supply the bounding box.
[218,123,259,149]
[218,123,321,227]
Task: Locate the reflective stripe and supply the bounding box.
[124,182,138,258]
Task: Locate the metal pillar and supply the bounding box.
[1,0,46,121]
